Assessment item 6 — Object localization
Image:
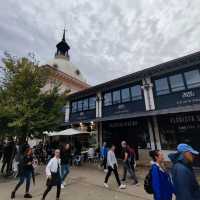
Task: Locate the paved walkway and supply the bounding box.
[0,164,155,200]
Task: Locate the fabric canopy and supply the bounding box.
[44,128,89,137]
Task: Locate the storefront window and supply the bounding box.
[113,90,121,104]
[184,69,200,89]
[158,113,200,150]
[155,77,170,95]
[121,88,130,103]
[169,74,185,92]
[71,101,77,113]
[89,97,96,110]
[131,85,142,100]
[77,100,83,112]
[104,92,112,106]
[83,98,89,111]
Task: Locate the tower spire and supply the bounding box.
[62,29,66,42]
[55,28,70,60]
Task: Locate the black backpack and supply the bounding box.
[144,168,153,194]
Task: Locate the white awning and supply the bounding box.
[44,128,89,137]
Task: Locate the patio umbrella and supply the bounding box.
[44,128,89,137]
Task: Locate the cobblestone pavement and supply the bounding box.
[0,164,178,200]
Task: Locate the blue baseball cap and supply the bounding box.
[177,144,199,155]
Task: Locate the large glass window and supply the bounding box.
[184,70,200,89]
[71,101,77,113]
[169,74,185,92]
[121,88,130,103]
[155,78,170,95]
[77,100,83,112]
[113,90,121,104]
[89,97,96,110]
[131,85,142,100]
[104,92,112,106]
[83,99,89,111]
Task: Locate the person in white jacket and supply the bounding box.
[104,145,126,189]
[41,149,62,200]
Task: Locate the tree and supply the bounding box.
[0,52,67,139]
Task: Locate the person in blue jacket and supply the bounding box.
[168,144,200,200]
[100,142,108,172]
[149,150,174,200]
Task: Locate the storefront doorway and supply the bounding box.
[102,118,150,159]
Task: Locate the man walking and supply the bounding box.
[100,142,108,172]
[169,144,200,200]
[121,141,138,185]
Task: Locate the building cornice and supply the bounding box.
[42,64,90,89]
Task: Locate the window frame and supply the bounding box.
[104,92,112,106]
[112,90,121,105]
[184,69,200,89]
[121,87,131,103]
[89,96,96,110]
[71,101,77,113]
[130,85,143,101]
[154,77,170,96]
[83,98,89,111]
[77,100,83,112]
[169,73,186,92]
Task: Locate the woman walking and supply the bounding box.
[60,144,71,188]
[41,149,61,200]
[149,150,174,200]
[11,147,35,199]
[104,145,126,189]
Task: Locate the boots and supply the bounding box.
[24,193,32,198]
[11,191,15,199]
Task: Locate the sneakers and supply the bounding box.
[11,191,15,199]
[61,183,65,189]
[104,182,109,188]
[104,169,108,173]
[63,181,66,186]
[24,193,32,198]
[119,184,126,189]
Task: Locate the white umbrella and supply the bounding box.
[44,128,89,137]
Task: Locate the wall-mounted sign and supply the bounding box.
[103,100,145,117]
[155,87,200,109]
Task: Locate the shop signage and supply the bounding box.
[69,110,96,122]
[155,87,200,109]
[103,100,145,117]
[109,120,139,128]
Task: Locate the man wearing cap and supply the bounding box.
[168,144,200,200]
[121,141,138,185]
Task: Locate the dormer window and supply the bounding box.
[75,69,80,76]
[53,64,58,68]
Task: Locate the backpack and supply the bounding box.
[144,168,153,194]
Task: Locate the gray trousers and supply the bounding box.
[122,161,138,183]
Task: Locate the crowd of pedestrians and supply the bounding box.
[0,138,200,200]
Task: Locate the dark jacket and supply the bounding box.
[151,163,174,200]
[169,153,200,200]
[60,149,71,165]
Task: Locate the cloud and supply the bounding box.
[0,0,200,85]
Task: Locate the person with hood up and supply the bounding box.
[168,143,200,200]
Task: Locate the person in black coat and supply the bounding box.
[11,147,35,199]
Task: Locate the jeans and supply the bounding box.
[105,165,121,186]
[101,157,107,170]
[13,170,32,193]
[1,159,12,174]
[61,164,69,183]
[122,161,138,183]
[42,184,61,199]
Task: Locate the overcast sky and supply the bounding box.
[1,0,200,85]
